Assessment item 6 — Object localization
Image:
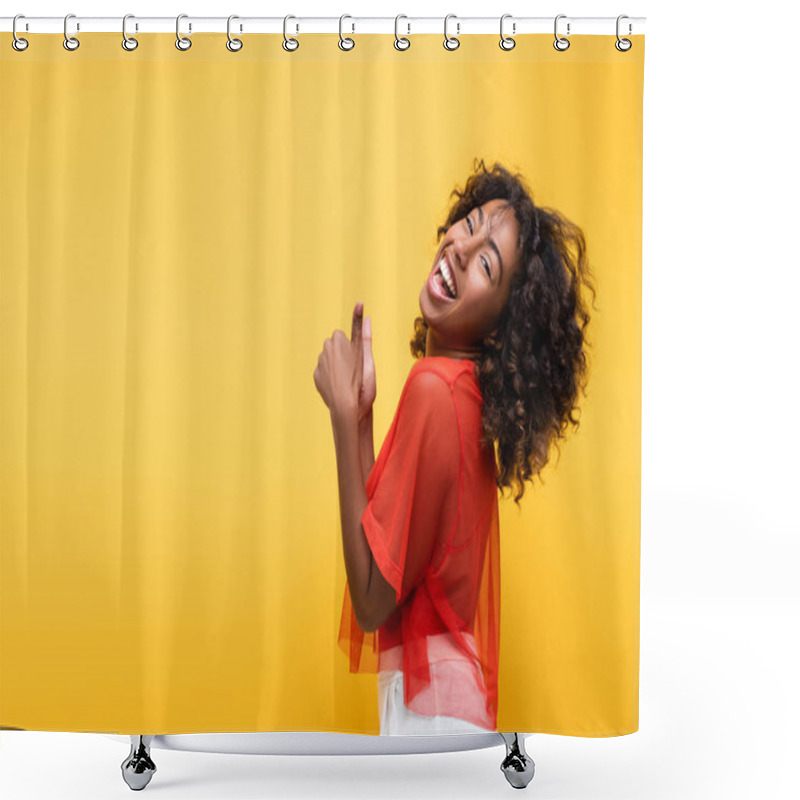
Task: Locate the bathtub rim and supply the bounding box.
[98,730,531,756]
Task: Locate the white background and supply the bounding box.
[1,1,798,798]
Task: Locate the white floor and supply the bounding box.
[2,597,797,799]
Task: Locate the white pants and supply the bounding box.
[378,669,496,735]
[378,633,496,736]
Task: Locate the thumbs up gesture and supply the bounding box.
[313,302,376,424]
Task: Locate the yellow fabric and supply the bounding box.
[0,33,644,736]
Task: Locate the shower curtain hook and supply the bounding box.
[443,14,460,51]
[122,15,139,51]
[553,14,570,51]
[283,15,299,51]
[63,13,80,51]
[11,14,29,52]
[394,14,411,51]
[339,14,355,51]
[615,14,632,52]
[499,14,516,50]
[176,14,192,51]
[226,15,243,52]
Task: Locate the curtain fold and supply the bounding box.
[1,32,644,736]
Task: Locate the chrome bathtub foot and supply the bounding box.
[121,735,157,791]
[499,732,535,789]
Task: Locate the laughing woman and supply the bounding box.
[314,159,597,736]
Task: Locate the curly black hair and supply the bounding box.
[410,158,598,506]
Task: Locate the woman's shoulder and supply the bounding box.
[394,361,479,443]
[405,357,482,413]
[408,356,478,387]
[401,361,454,415]
[406,356,483,406]
[403,357,476,403]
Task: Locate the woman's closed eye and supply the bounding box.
[465,216,492,279]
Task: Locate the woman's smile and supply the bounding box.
[427,253,458,303]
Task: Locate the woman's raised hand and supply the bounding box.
[313,302,376,424]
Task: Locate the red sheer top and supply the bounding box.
[338,355,500,731]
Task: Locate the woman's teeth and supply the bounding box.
[434,268,455,300]
[438,258,456,298]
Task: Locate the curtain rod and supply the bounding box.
[2,16,646,37]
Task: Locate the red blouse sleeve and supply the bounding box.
[361,370,459,607]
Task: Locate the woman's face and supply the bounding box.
[420,198,522,360]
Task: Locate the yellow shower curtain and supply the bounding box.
[0,32,644,736]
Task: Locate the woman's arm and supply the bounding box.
[331,407,373,632]
[335,405,397,633]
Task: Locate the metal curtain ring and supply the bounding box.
[553,14,570,51]
[394,14,411,51]
[176,13,192,51]
[339,14,355,51]
[443,14,460,51]
[227,15,243,52]
[499,14,516,50]
[122,14,138,51]
[615,14,632,52]
[63,13,80,51]
[283,15,299,51]
[12,14,29,52]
